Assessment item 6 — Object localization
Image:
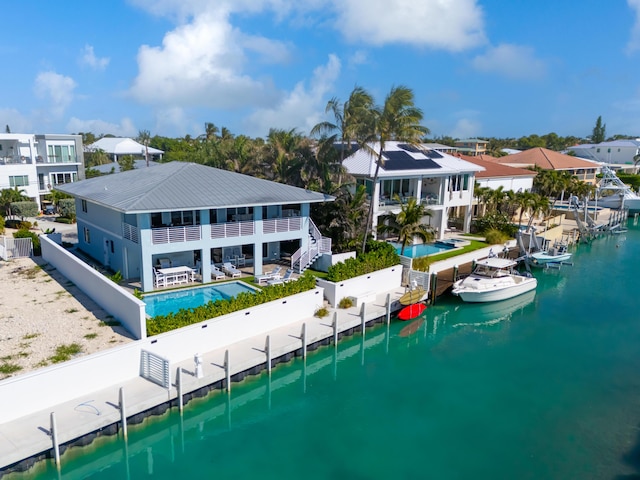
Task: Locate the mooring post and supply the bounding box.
[265,335,272,375]
[332,312,338,346]
[224,350,231,393]
[119,387,128,440]
[452,264,458,282]
[301,323,307,359]
[177,367,184,414]
[360,302,366,339]
[430,272,438,305]
[385,293,391,325]
[50,412,61,471]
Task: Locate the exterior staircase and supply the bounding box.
[291,219,331,273]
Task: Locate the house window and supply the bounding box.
[81,200,87,212]
[227,207,253,222]
[110,240,114,253]
[9,175,29,187]
[596,148,600,153]
[83,227,91,244]
[170,210,200,226]
[51,173,76,185]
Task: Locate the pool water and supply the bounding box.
[144,282,257,317]
[393,241,455,258]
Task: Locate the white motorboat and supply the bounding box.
[589,166,640,213]
[451,257,537,303]
[529,242,572,266]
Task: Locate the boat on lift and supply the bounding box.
[529,242,572,266]
[589,166,640,213]
[451,257,537,303]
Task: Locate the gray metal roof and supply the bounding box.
[57,162,333,213]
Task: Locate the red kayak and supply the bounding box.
[398,303,426,321]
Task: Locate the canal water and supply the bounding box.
[30,223,640,479]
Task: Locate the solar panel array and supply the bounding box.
[383,150,441,171]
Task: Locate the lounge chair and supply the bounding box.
[211,265,226,280]
[222,262,241,278]
[267,268,294,285]
[255,266,282,285]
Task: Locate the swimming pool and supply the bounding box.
[144,281,257,317]
[392,241,455,258]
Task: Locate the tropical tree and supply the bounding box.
[360,85,430,253]
[310,86,375,185]
[137,129,151,167]
[0,187,28,217]
[377,196,434,255]
[591,116,606,144]
[527,194,551,229]
[514,191,535,226]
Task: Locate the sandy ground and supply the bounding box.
[0,256,133,380]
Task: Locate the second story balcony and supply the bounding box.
[36,154,80,164]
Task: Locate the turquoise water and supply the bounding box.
[394,241,454,258]
[31,222,640,479]
[144,281,256,317]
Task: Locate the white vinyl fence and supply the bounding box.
[0,236,33,260]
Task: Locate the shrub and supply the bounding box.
[472,212,518,237]
[326,241,400,282]
[10,201,39,219]
[55,217,74,224]
[314,307,329,318]
[109,271,123,284]
[19,221,32,230]
[484,228,509,245]
[0,215,4,234]
[57,198,76,222]
[13,229,40,255]
[146,271,318,336]
[338,297,353,309]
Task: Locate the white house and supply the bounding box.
[342,142,484,238]
[86,137,164,164]
[0,133,85,210]
[455,154,535,192]
[57,162,333,292]
[568,139,640,166]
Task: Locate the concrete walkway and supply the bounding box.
[0,286,404,472]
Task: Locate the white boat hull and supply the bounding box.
[530,252,572,265]
[452,276,537,303]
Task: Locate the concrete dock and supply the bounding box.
[0,286,405,474]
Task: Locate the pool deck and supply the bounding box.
[0,286,405,473]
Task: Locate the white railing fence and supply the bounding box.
[152,225,202,244]
[210,220,255,239]
[140,350,171,388]
[0,236,33,260]
[122,223,139,243]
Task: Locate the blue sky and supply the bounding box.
[2,0,640,141]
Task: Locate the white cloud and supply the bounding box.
[245,54,341,137]
[332,0,486,51]
[0,108,32,133]
[34,71,77,117]
[129,9,285,109]
[66,117,137,137]
[628,0,640,53]
[450,117,481,139]
[80,45,110,70]
[471,44,547,80]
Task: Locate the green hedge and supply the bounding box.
[146,272,317,336]
[326,241,400,282]
[10,201,39,218]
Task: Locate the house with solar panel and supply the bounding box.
[56,162,333,292]
[342,142,484,238]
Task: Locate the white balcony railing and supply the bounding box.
[211,221,255,239]
[123,223,139,244]
[263,217,302,234]
[152,225,201,244]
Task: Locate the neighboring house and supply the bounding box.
[86,137,164,164]
[494,147,599,185]
[501,148,522,155]
[567,139,640,166]
[57,162,333,292]
[0,133,85,210]
[422,143,459,155]
[456,154,536,192]
[454,138,489,156]
[92,159,160,175]
[342,141,484,238]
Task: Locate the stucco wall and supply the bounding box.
[316,265,402,306]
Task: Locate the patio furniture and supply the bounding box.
[235,254,246,267]
[158,266,192,285]
[267,268,294,285]
[153,268,166,288]
[255,266,282,285]
[158,258,172,268]
[222,262,241,278]
[211,264,226,280]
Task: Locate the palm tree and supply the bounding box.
[0,187,28,218]
[514,191,535,226]
[527,194,551,229]
[360,86,430,253]
[137,129,151,167]
[377,196,434,255]
[310,86,375,185]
